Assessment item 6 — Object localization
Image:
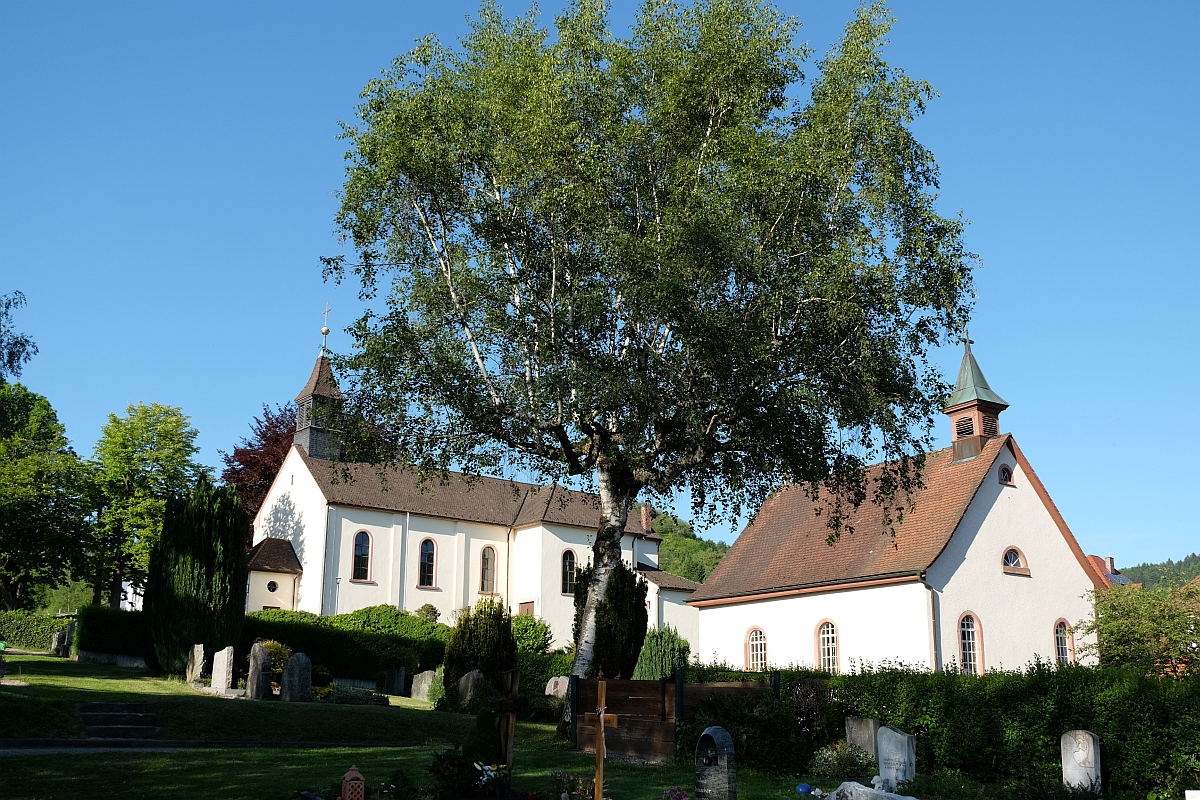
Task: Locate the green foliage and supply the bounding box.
[311,664,333,688]
[319,684,389,706]
[0,611,70,650]
[517,649,574,697]
[588,561,648,679]
[0,382,96,611]
[337,604,450,643]
[428,664,445,705]
[1076,583,1200,678]
[30,579,93,616]
[809,741,877,782]
[443,597,517,696]
[650,510,728,584]
[512,615,553,654]
[144,477,248,674]
[415,603,440,624]
[896,772,1113,800]
[0,291,37,381]
[1120,552,1200,590]
[74,605,145,657]
[632,625,691,680]
[260,639,292,683]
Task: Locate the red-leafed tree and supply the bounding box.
[219,404,296,543]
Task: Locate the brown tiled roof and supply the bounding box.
[295,355,343,402]
[296,447,656,538]
[690,436,1014,603]
[246,537,303,574]
[637,563,699,592]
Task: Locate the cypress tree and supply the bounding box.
[144,476,248,673]
[443,597,517,694]
[631,625,690,680]
[574,560,647,679]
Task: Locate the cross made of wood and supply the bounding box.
[581,680,619,800]
[491,669,527,773]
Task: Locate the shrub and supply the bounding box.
[809,740,877,782]
[517,649,573,697]
[663,789,692,800]
[311,664,333,687]
[319,684,390,706]
[443,597,517,695]
[512,615,553,654]
[428,664,446,705]
[260,639,292,683]
[241,613,420,681]
[416,603,440,624]
[632,625,690,680]
[74,605,145,657]
[573,561,648,679]
[0,611,69,650]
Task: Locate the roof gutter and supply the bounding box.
[687,571,924,608]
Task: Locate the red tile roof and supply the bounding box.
[246,537,303,574]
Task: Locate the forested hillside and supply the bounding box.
[1120,552,1200,588]
[648,509,729,584]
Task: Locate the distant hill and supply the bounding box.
[648,509,729,584]
[1120,552,1200,589]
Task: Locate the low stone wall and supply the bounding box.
[76,650,147,669]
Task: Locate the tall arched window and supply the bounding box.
[561,551,577,595]
[480,546,496,593]
[418,539,436,588]
[818,621,838,673]
[960,614,980,675]
[353,532,371,581]
[747,629,767,671]
[1055,621,1072,665]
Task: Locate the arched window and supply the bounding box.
[959,614,981,675]
[480,546,496,593]
[1055,621,1073,665]
[1002,546,1030,576]
[818,621,838,673]
[1003,549,1022,568]
[418,539,436,588]
[998,465,1014,485]
[561,551,577,595]
[353,532,371,581]
[746,629,767,672]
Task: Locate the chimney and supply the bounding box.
[639,504,653,533]
[1105,556,1116,575]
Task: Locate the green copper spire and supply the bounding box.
[945,336,1008,409]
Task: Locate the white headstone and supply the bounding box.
[1060,730,1101,792]
[186,644,205,683]
[211,645,234,693]
[846,717,880,759]
[458,668,486,706]
[1183,791,1199,800]
[410,669,437,702]
[545,676,569,699]
[875,726,916,793]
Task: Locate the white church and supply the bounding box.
[688,342,1122,674]
[246,352,700,648]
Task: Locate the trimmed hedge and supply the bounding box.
[74,605,146,657]
[516,649,573,696]
[0,611,70,650]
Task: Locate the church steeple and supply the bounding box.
[944,336,1008,462]
[294,313,343,461]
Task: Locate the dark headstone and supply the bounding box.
[248,642,274,700]
[695,725,736,800]
[458,668,486,706]
[846,716,880,759]
[382,667,406,696]
[281,652,312,702]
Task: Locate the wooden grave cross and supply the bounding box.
[491,669,527,773]
[581,679,619,800]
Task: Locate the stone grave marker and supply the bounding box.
[491,669,527,775]
[411,669,437,702]
[186,644,205,683]
[458,668,486,706]
[281,652,312,702]
[695,725,736,800]
[846,717,880,760]
[247,642,273,700]
[211,645,234,693]
[875,726,916,793]
[1184,792,1199,800]
[545,676,569,698]
[381,667,405,696]
[1060,730,1101,792]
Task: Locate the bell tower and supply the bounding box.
[944,336,1008,462]
[293,311,343,460]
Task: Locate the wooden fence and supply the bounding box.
[569,670,778,763]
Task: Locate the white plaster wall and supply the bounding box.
[660,590,699,649]
[512,526,544,617]
[247,571,299,612]
[458,522,510,610]
[399,516,461,622]
[252,447,329,615]
[539,524,596,648]
[927,445,1097,671]
[327,506,400,614]
[696,581,932,670]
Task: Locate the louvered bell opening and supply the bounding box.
[955,416,974,438]
[982,416,998,437]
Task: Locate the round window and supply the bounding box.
[266,581,278,593]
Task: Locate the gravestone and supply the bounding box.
[411,669,437,702]
[186,644,205,683]
[695,725,737,800]
[545,676,569,699]
[211,645,234,693]
[1060,730,1101,792]
[281,652,312,702]
[846,717,880,759]
[1184,792,1199,800]
[247,642,274,700]
[458,668,486,706]
[381,667,406,696]
[875,726,916,793]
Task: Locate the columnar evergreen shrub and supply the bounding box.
[0,611,70,650]
[443,597,517,694]
[632,625,690,679]
[573,560,647,678]
[143,476,248,673]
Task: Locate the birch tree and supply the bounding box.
[326,0,975,675]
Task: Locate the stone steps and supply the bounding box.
[76,702,159,740]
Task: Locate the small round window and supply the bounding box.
[998,465,1014,485]
[1003,549,1022,569]
[266,580,278,593]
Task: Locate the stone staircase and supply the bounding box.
[76,702,159,739]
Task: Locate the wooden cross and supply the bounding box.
[491,669,527,775]
[581,679,619,800]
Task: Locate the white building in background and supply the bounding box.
[246,350,700,650]
[690,342,1117,674]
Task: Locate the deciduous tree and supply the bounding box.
[326,0,975,675]
[1078,582,1200,679]
[219,403,296,534]
[0,291,38,381]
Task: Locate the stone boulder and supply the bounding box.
[247,642,274,700]
[186,644,205,683]
[411,669,437,702]
[458,668,487,706]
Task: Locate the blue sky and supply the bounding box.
[4,2,1197,568]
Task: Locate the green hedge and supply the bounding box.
[516,649,573,696]
[74,606,146,657]
[0,611,70,650]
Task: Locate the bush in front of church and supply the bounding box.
[572,560,648,679]
[443,597,517,702]
[632,624,690,680]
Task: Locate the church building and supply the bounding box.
[689,342,1108,674]
[247,348,700,648]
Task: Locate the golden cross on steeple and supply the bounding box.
[321,303,332,355]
